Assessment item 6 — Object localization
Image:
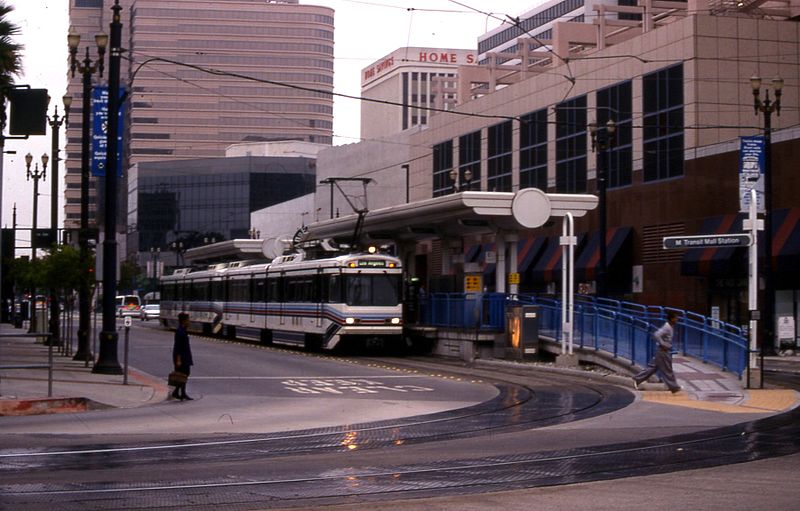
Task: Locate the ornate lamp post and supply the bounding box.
[68,25,107,362]
[149,247,161,293]
[94,0,124,375]
[462,168,473,191]
[46,96,71,346]
[588,119,616,299]
[750,75,782,356]
[25,152,49,335]
[170,240,185,266]
[449,168,473,193]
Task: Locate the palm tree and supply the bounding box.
[0,1,23,127]
[0,2,22,325]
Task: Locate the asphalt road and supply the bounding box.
[1,321,798,510]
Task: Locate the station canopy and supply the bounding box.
[304,189,598,243]
[185,189,598,264]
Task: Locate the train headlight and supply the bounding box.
[390,317,401,325]
[345,317,356,325]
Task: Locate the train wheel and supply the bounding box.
[226,325,236,340]
[260,329,273,346]
[304,333,322,351]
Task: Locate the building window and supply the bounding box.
[487,121,512,192]
[555,95,587,193]
[432,140,454,197]
[643,63,684,182]
[519,108,548,190]
[596,80,632,188]
[459,130,481,191]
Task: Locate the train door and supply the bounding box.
[224,275,231,323]
[253,272,265,328]
[248,275,256,325]
[279,271,286,326]
[316,269,323,329]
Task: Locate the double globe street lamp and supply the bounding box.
[449,167,473,192]
[750,75,782,355]
[67,25,107,363]
[588,119,616,299]
[25,152,49,336]
[46,97,71,347]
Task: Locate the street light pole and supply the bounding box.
[47,98,71,346]
[149,247,161,293]
[401,164,410,203]
[750,75,782,356]
[589,119,616,299]
[94,0,124,375]
[25,153,49,335]
[68,25,107,363]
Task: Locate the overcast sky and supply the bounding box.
[2,0,535,236]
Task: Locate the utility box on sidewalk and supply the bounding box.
[504,304,539,360]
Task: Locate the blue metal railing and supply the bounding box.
[419,293,748,376]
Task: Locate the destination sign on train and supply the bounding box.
[662,234,752,249]
[358,260,387,268]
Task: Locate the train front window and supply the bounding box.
[344,274,400,306]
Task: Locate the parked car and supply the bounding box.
[140,303,160,321]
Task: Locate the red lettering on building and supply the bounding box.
[376,57,394,74]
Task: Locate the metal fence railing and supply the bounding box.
[419,293,748,376]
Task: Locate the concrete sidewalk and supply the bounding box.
[0,324,167,416]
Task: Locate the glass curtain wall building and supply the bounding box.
[128,156,317,263]
[65,0,334,229]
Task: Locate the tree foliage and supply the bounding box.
[10,246,90,294]
[0,2,23,95]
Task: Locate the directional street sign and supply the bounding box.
[663,233,752,250]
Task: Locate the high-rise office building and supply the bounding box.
[360,47,476,140]
[64,0,334,229]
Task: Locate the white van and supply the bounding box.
[116,295,141,318]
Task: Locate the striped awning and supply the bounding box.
[681,214,745,276]
[773,208,800,273]
[530,234,586,283]
[574,226,633,282]
[517,236,547,273]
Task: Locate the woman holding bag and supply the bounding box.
[171,312,194,400]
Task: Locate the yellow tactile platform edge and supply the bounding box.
[641,389,800,414]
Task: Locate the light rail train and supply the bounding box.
[160,251,404,350]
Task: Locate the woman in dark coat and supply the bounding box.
[172,312,194,400]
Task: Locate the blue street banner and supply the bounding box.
[739,136,765,213]
[91,86,126,177]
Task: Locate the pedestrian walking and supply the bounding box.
[172,312,194,401]
[633,311,682,393]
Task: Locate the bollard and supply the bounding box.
[123,316,131,385]
[48,336,53,397]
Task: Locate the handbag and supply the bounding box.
[168,370,188,387]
